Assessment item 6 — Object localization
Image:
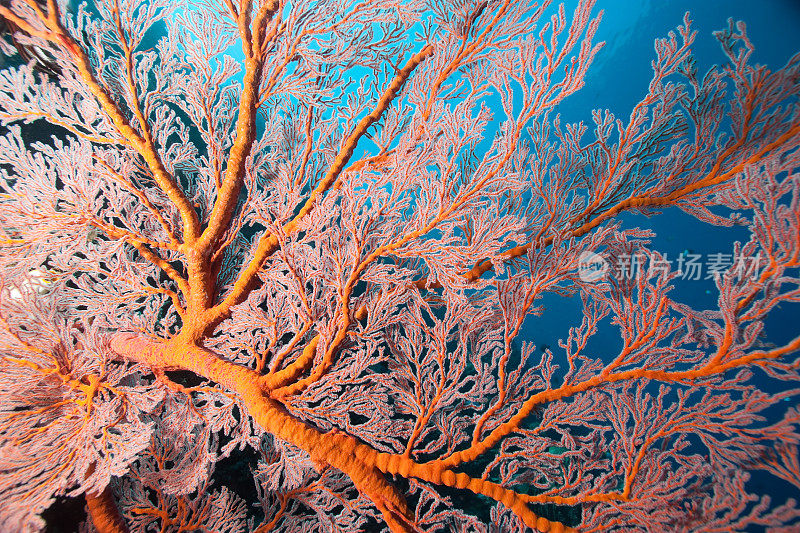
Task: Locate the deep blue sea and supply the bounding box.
[529,0,800,351]
[524,0,800,527]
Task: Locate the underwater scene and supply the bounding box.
[0,0,799,531]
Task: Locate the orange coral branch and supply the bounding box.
[0,3,201,242]
[458,121,800,286]
[435,334,800,470]
[196,1,279,256]
[198,46,434,334]
[110,333,572,533]
[85,487,129,533]
[285,44,434,233]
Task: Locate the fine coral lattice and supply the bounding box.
[0,0,799,532]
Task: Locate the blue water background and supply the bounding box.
[528,0,800,368]
[522,0,800,521]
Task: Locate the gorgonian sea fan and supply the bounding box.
[0,0,799,531]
